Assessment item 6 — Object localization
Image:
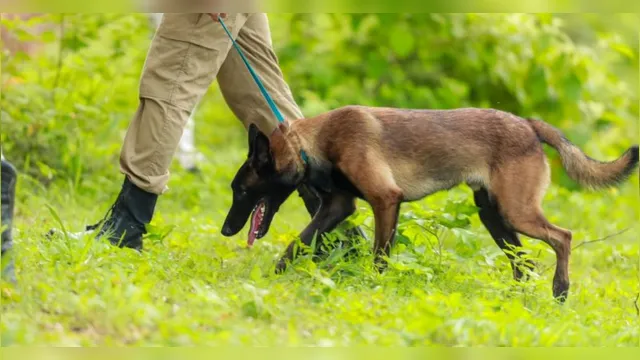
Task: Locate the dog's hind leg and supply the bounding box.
[276,191,356,273]
[473,188,535,281]
[504,207,571,302]
[491,155,572,302]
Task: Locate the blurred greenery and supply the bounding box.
[2,14,638,188]
[0,13,638,346]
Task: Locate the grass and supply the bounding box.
[1,13,638,347]
[1,96,638,346]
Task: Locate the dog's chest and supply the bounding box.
[306,162,365,199]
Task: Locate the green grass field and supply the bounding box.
[2,98,638,346]
[1,13,639,347]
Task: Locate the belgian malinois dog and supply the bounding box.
[221,105,638,302]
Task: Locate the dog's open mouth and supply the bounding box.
[248,199,268,247]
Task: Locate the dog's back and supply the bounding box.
[301,106,542,200]
[297,105,637,202]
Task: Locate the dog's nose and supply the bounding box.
[221,225,232,236]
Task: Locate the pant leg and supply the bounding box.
[1,152,17,282]
[216,13,303,135]
[120,13,250,195]
[147,13,202,171]
[1,152,14,255]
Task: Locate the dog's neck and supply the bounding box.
[286,128,308,171]
[265,124,316,189]
[266,123,308,185]
[281,123,334,193]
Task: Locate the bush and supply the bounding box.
[272,13,638,188]
[1,13,150,186]
[1,13,637,191]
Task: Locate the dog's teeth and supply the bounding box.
[254,230,259,235]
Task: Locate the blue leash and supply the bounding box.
[219,16,283,123]
[218,16,308,163]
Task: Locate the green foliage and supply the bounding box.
[2,14,637,188]
[1,14,150,185]
[272,13,638,188]
[1,13,638,346]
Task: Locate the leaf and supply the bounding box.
[389,23,415,59]
[36,161,55,180]
[526,64,547,102]
[313,273,336,289]
[366,52,389,78]
[438,213,471,229]
[41,30,57,43]
[563,73,582,102]
[249,265,262,282]
[445,199,479,217]
[610,43,635,60]
[395,232,413,246]
[241,300,259,319]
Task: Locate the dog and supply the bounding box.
[221,105,639,302]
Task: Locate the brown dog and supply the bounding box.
[221,105,638,302]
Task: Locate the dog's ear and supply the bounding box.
[277,122,289,134]
[248,123,260,156]
[250,129,273,169]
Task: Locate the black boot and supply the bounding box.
[86,176,158,250]
[1,158,17,283]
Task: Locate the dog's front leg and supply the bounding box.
[370,191,402,272]
[334,156,403,272]
[275,191,356,273]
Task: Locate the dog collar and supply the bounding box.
[298,149,310,178]
[299,150,333,193]
[298,148,314,182]
[300,149,309,164]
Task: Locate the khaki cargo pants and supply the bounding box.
[120,13,303,194]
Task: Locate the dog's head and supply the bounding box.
[221,123,304,246]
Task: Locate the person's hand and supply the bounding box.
[208,13,228,22]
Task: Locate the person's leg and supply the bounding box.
[148,13,204,173]
[217,14,368,241]
[87,13,252,250]
[1,152,17,283]
[216,14,301,132]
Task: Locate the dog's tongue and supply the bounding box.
[247,201,265,247]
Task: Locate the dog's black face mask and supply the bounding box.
[221,124,297,246]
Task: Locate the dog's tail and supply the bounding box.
[527,118,638,189]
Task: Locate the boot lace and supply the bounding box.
[85,186,127,231]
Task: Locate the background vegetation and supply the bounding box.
[1,13,638,346]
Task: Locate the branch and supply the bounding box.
[538,228,631,274]
[572,228,630,250]
[52,13,65,105]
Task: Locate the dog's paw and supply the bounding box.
[552,279,570,304]
[274,258,289,274]
[374,262,388,274]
